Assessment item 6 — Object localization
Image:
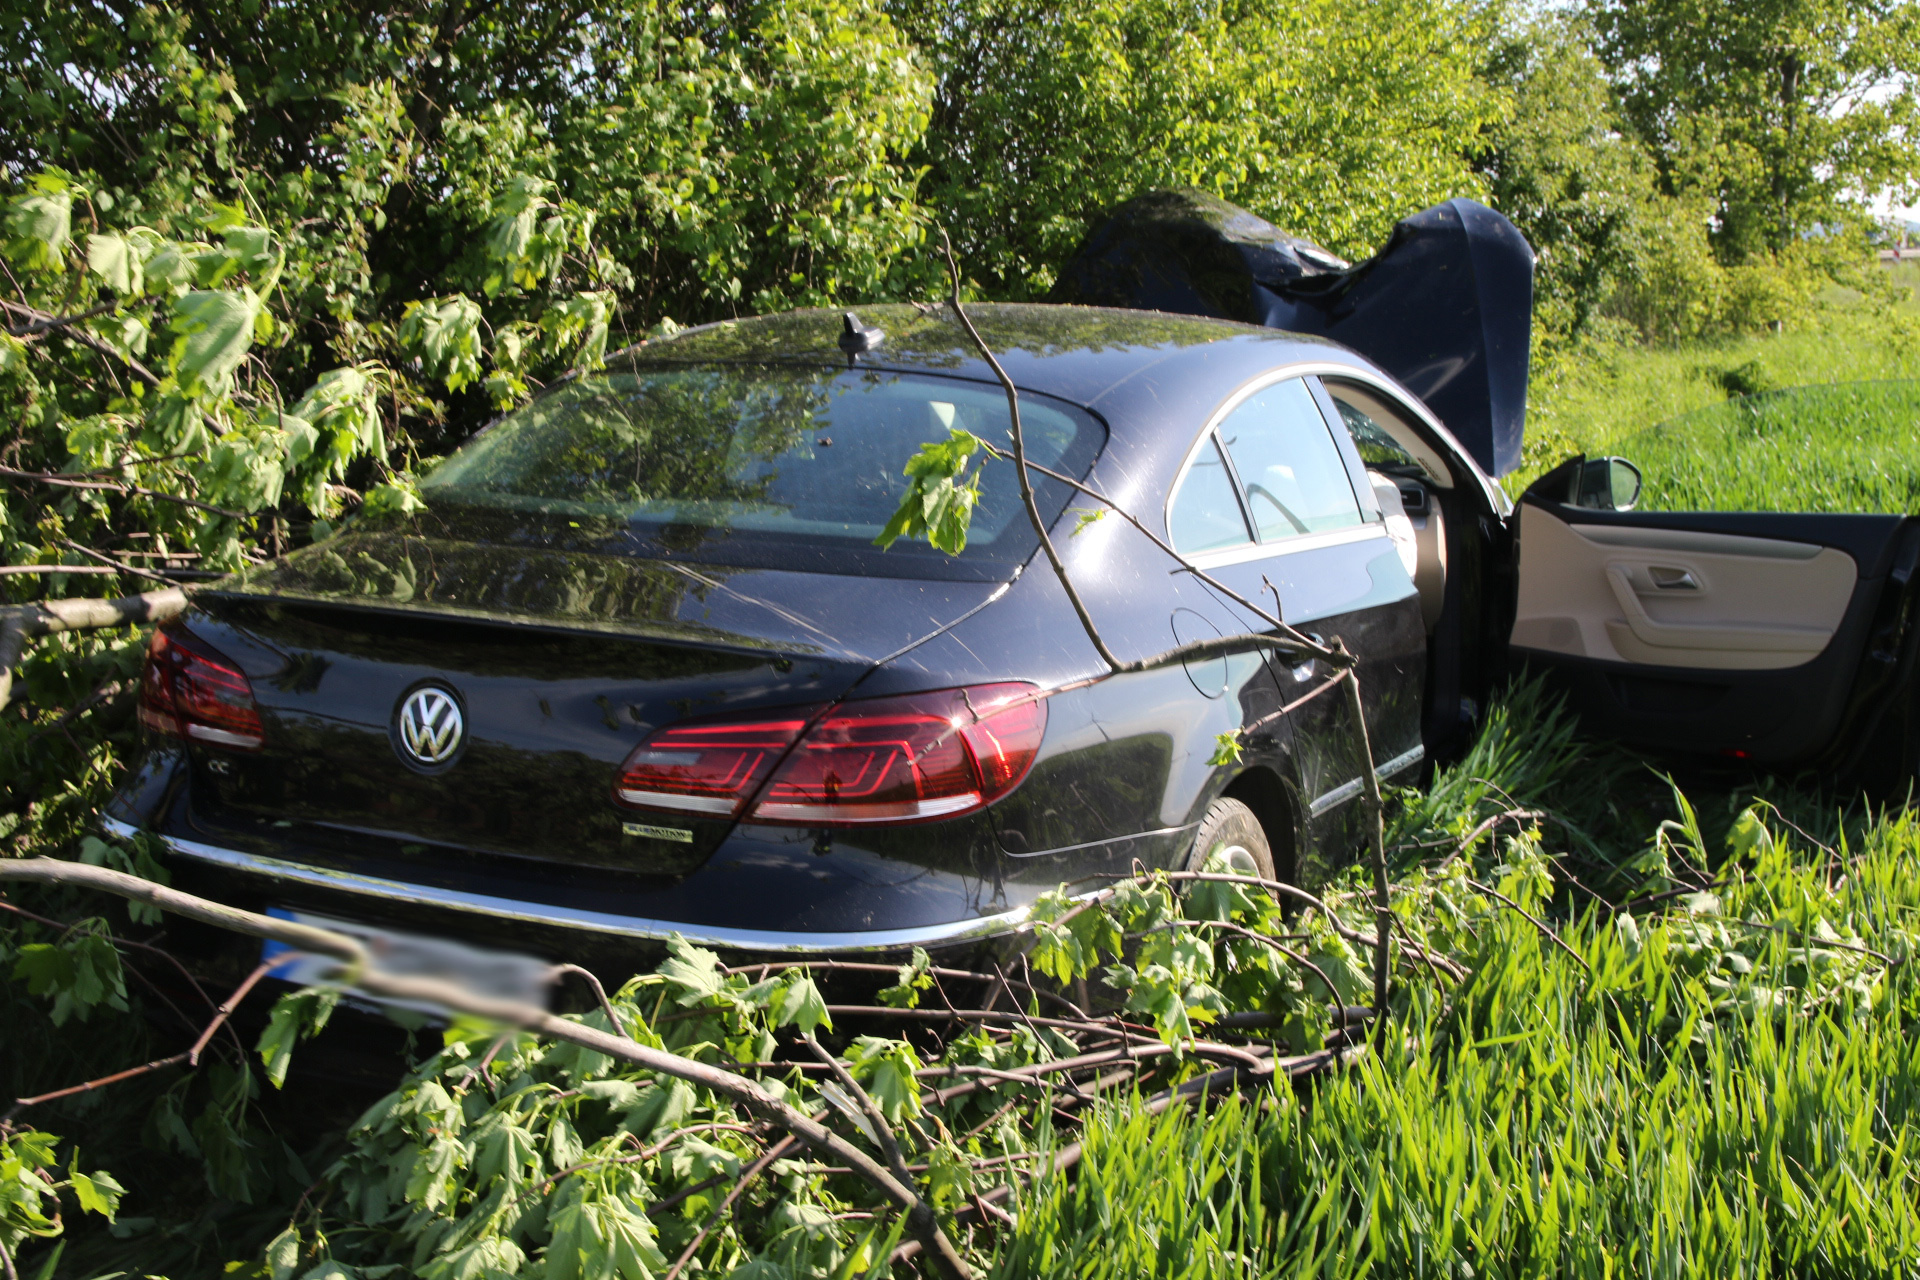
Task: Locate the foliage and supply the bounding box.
[896,0,1502,295]
[1589,0,1920,261]
[1002,791,1920,1276]
[2,1128,124,1261]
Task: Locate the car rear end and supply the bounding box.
[106,325,1106,995]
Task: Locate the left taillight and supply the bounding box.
[138,627,265,750]
[613,683,1048,827]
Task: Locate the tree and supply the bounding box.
[891,0,1504,296]
[1588,0,1920,259]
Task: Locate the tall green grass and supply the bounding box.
[1619,380,1920,514]
[1516,294,1920,502]
[996,692,1920,1277]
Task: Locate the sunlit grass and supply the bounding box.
[1621,379,1920,514]
[999,688,1920,1277]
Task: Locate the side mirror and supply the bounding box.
[1570,456,1642,511]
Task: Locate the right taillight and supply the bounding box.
[612,683,1047,827]
[138,627,265,750]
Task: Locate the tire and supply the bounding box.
[1185,796,1276,881]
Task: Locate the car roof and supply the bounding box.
[601,303,1502,516]
[610,302,1378,418]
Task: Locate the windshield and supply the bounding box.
[421,364,1106,580]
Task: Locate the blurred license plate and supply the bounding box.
[262,909,552,1013]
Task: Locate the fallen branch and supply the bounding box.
[0,467,251,521]
[0,857,974,1280]
[1465,877,1591,974]
[4,959,275,1122]
[0,298,160,385]
[0,585,188,709]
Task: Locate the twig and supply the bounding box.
[938,230,1121,672]
[1435,809,1547,868]
[975,444,1334,665]
[0,299,159,385]
[1701,916,1898,967]
[23,679,129,747]
[1,466,250,520]
[0,564,122,576]
[1465,877,1592,973]
[804,1033,916,1190]
[1163,918,1345,1002]
[1332,642,1394,1043]
[55,539,182,587]
[551,963,628,1038]
[4,960,274,1120]
[662,1135,799,1280]
[0,858,974,1280]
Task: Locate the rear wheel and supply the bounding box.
[1185,796,1276,881]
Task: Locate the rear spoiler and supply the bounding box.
[1047,189,1534,477]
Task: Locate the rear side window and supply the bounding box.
[1216,378,1364,539]
[421,365,1106,580]
[1167,436,1253,553]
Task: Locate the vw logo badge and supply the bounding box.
[394,685,465,770]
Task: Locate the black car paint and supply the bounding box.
[105,305,1489,966]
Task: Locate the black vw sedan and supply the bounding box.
[107,295,1920,979]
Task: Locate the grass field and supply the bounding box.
[1515,269,1920,512]
[996,691,1920,1277]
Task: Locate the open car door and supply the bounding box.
[1510,456,1920,786]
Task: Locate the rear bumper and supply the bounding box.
[102,816,1045,956]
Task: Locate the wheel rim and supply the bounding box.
[1207,843,1260,877]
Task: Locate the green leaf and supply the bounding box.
[622,1078,696,1138]
[768,972,831,1034]
[1208,731,1245,767]
[87,233,141,295]
[877,947,934,1009]
[170,288,262,395]
[67,1164,124,1220]
[658,934,725,1004]
[542,1176,667,1280]
[874,428,986,553]
[399,295,485,392]
[4,170,74,271]
[843,1036,922,1123]
[265,1226,302,1280]
[257,988,340,1088]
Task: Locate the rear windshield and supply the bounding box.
[421,364,1106,580]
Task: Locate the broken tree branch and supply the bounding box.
[0,585,189,710]
[0,858,974,1280]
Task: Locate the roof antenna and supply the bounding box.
[838,311,884,364]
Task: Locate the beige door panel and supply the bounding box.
[1511,505,1856,671]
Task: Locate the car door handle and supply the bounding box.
[1604,565,1830,652]
[1648,566,1700,590]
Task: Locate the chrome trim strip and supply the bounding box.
[1379,743,1425,779]
[102,819,1039,954]
[1002,822,1201,860]
[1308,778,1364,818]
[1183,524,1388,571]
[1306,744,1424,818]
